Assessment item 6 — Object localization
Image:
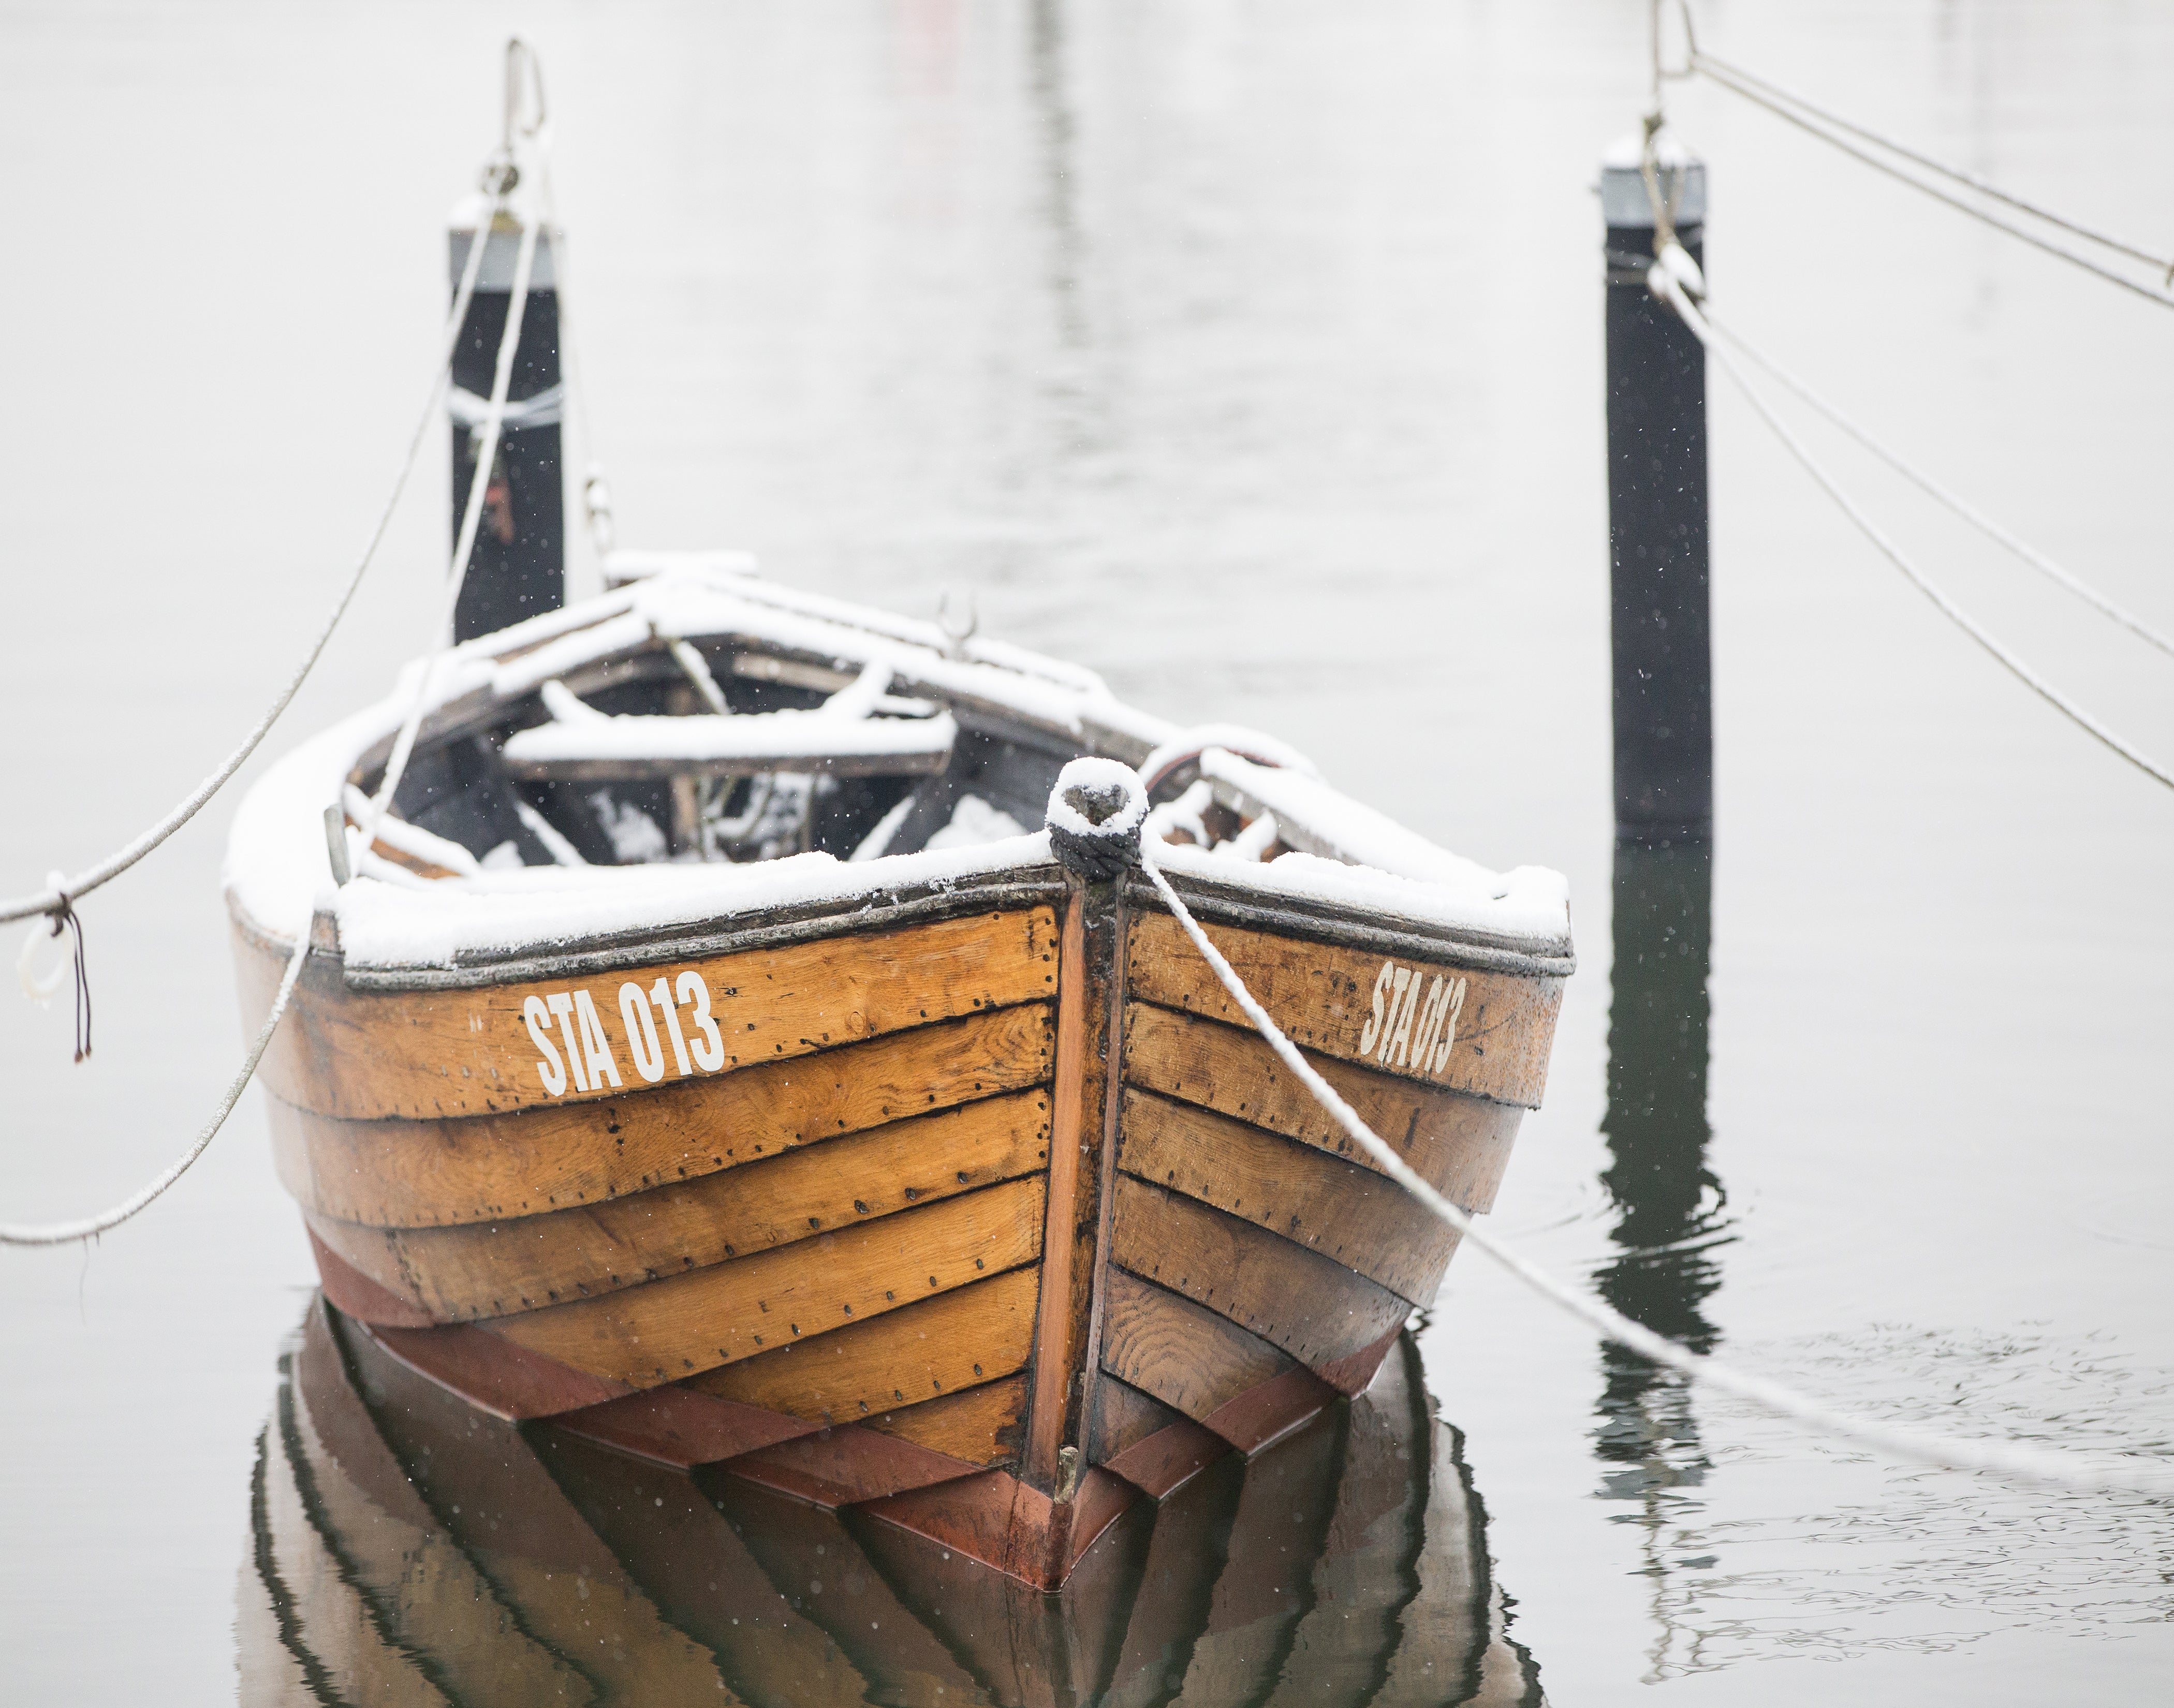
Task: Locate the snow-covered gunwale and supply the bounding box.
[226,556,1572,1592]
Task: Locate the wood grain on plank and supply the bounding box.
[689,1264,1038,1426]
[865,1374,1030,1469]
[270,1000,1053,1229]
[1098,1267,1291,1424]
[1119,1087,1462,1304]
[1127,909,1563,1108]
[303,1088,1051,1322]
[487,1176,1047,1388]
[1123,1002,1523,1210]
[1088,1372,1190,1464]
[1110,1175,1415,1372]
[249,905,1060,1120]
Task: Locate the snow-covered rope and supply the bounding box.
[0,185,507,933]
[1687,47,2174,312]
[1698,310,2174,663]
[1136,852,2174,1499]
[0,933,309,1246]
[2,121,547,1244]
[1649,268,2174,792]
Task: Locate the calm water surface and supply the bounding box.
[1,2,2169,1700]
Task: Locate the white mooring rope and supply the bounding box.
[0,188,507,933]
[1137,853,2174,1500]
[1,149,544,1247]
[1675,17,2174,311]
[1646,266,2174,793]
[1697,308,2174,663]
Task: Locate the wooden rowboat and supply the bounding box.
[246,1295,1544,1705]
[227,557,1573,1590]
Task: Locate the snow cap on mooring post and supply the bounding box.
[447,176,565,642]
[1601,125,1712,845]
[1046,758,1147,881]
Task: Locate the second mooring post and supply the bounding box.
[449,198,566,642]
[1602,136,1711,843]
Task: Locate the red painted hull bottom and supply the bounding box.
[319,1277,1400,1589]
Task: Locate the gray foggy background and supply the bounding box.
[1,1,2169,1700]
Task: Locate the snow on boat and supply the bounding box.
[226,557,1573,1589]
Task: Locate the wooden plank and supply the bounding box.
[487,1176,1047,1387]
[722,1423,984,1508]
[689,1264,1038,1424]
[303,1088,1051,1322]
[254,904,1060,1120]
[1198,1365,1336,1456]
[1026,884,1124,1494]
[498,742,953,784]
[856,1465,1137,1590]
[865,1374,1031,1468]
[344,1312,634,1420]
[1111,1175,1415,1373]
[1104,1415,1229,1500]
[1127,909,1563,1108]
[1119,1087,1463,1304]
[1088,1372,1188,1463]
[551,1385,819,1469]
[1123,1002,1523,1210]
[306,1227,433,1328]
[271,1000,1054,1229]
[1097,1268,1291,1424]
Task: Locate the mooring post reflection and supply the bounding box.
[242,1298,1544,1706]
[1596,840,1725,1673]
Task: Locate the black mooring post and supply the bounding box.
[1603,139,1711,844]
[449,202,565,642]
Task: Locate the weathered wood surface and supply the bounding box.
[724,1421,985,1509]
[691,1264,1039,1426]
[345,1311,633,1419]
[1128,910,1563,1108]
[1104,1412,1229,1500]
[1097,1267,1292,1424]
[248,905,1059,1120]
[304,1088,1050,1322]
[858,1464,1137,1591]
[1088,1372,1190,1464]
[487,1176,1047,1387]
[1198,1364,1337,1456]
[271,1001,1053,1229]
[1110,1175,1416,1373]
[1123,1001,1523,1209]
[1119,1087,1462,1304]
[552,1383,819,1469]
[865,1373,1031,1468]
[1026,882,1124,1495]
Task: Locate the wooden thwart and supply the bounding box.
[1127,909,1562,1108]
[487,1176,1047,1388]
[251,904,1060,1120]
[691,1265,1040,1427]
[270,1000,1054,1229]
[1123,1000,1523,1209]
[303,1088,1051,1323]
[1110,1175,1415,1374]
[1118,1087,1462,1304]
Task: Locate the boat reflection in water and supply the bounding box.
[242,1297,1543,1706]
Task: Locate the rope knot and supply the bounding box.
[18,876,92,1063]
[1045,757,1147,882]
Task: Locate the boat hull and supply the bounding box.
[237,864,1563,1588]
